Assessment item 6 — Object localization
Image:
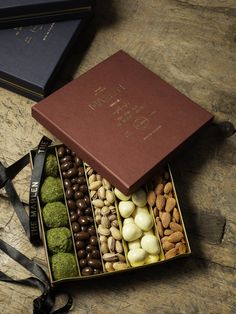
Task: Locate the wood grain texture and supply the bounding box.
[0,0,235,313]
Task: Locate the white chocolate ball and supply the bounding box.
[114,188,131,201]
[123,217,135,225]
[132,189,147,207]
[145,254,160,264]
[122,223,142,242]
[141,235,160,255]
[132,206,149,218]
[143,230,154,236]
[118,201,135,218]
[128,248,147,267]
[135,212,153,231]
[128,239,141,250]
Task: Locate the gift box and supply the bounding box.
[0,0,93,28]
[30,144,191,285]
[32,50,213,194]
[0,19,89,100]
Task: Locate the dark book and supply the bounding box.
[0,19,88,100]
[0,0,93,28]
[32,50,213,194]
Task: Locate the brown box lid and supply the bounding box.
[32,50,213,194]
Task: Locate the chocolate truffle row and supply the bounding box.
[57,145,103,276]
[39,148,79,281]
[146,168,189,259]
[84,164,128,272]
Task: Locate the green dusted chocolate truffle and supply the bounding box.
[43,202,68,228]
[40,176,64,203]
[47,227,72,254]
[51,252,78,280]
[45,154,58,177]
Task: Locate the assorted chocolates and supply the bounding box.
[36,145,190,284]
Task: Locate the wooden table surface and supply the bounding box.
[0,1,235,313]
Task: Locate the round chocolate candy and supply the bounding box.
[81,267,93,276]
[64,179,71,189]
[78,216,88,226]
[91,249,100,259]
[71,151,76,156]
[79,259,88,268]
[65,188,73,199]
[76,200,87,210]
[66,168,78,178]
[57,146,66,158]
[86,244,95,252]
[90,236,98,246]
[77,249,87,259]
[87,216,94,225]
[80,225,88,232]
[74,191,84,200]
[66,148,71,155]
[78,167,85,177]
[84,197,91,207]
[79,185,88,194]
[75,156,82,166]
[87,226,96,236]
[61,161,73,171]
[67,200,76,210]
[72,184,79,192]
[70,212,78,222]
[77,177,86,185]
[71,177,78,185]
[86,252,93,260]
[76,208,84,216]
[62,171,67,178]
[94,269,101,275]
[77,231,89,240]
[60,155,72,163]
[88,259,102,269]
[75,240,85,250]
[72,222,80,233]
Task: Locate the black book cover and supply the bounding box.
[0,0,92,28]
[0,19,86,100]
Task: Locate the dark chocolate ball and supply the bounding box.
[57,146,66,158]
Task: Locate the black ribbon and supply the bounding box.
[0,137,73,314]
[29,136,52,245]
[0,239,73,314]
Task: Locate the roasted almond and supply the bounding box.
[156,195,166,210]
[173,208,180,223]
[154,183,164,196]
[168,231,184,243]
[170,222,183,232]
[165,197,176,212]
[147,191,156,207]
[176,242,187,254]
[164,182,172,194]
[162,241,175,252]
[160,212,171,228]
[156,217,164,237]
[165,248,177,259]
[164,229,173,236]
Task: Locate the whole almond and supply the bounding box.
[176,242,187,254]
[170,222,183,232]
[115,240,123,253]
[154,183,164,195]
[164,182,172,194]
[173,208,180,223]
[164,229,173,236]
[106,190,115,204]
[165,197,176,212]
[156,217,164,237]
[147,191,156,207]
[101,216,110,229]
[162,241,175,252]
[88,174,96,184]
[108,236,115,252]
[98,225,110,236]
[101,242,109,254]
[110,226,122,240]
[103,253,119,262]
[156,195,166,210]
[105,262,114,272]
[113,262,128,271]
[92,199,104,208]
[97,186,106,199]
[161,236,169,243]
[160,212,171,228]
[168,231,184,243]
[89,181,102,190]
[153,207,158,217]
[165,248,177,259]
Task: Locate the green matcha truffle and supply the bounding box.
[40,176,64,203]
[51,252,78,280]
[46,227,72,254]
[45,154,58,177]
[42,202,68,228]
